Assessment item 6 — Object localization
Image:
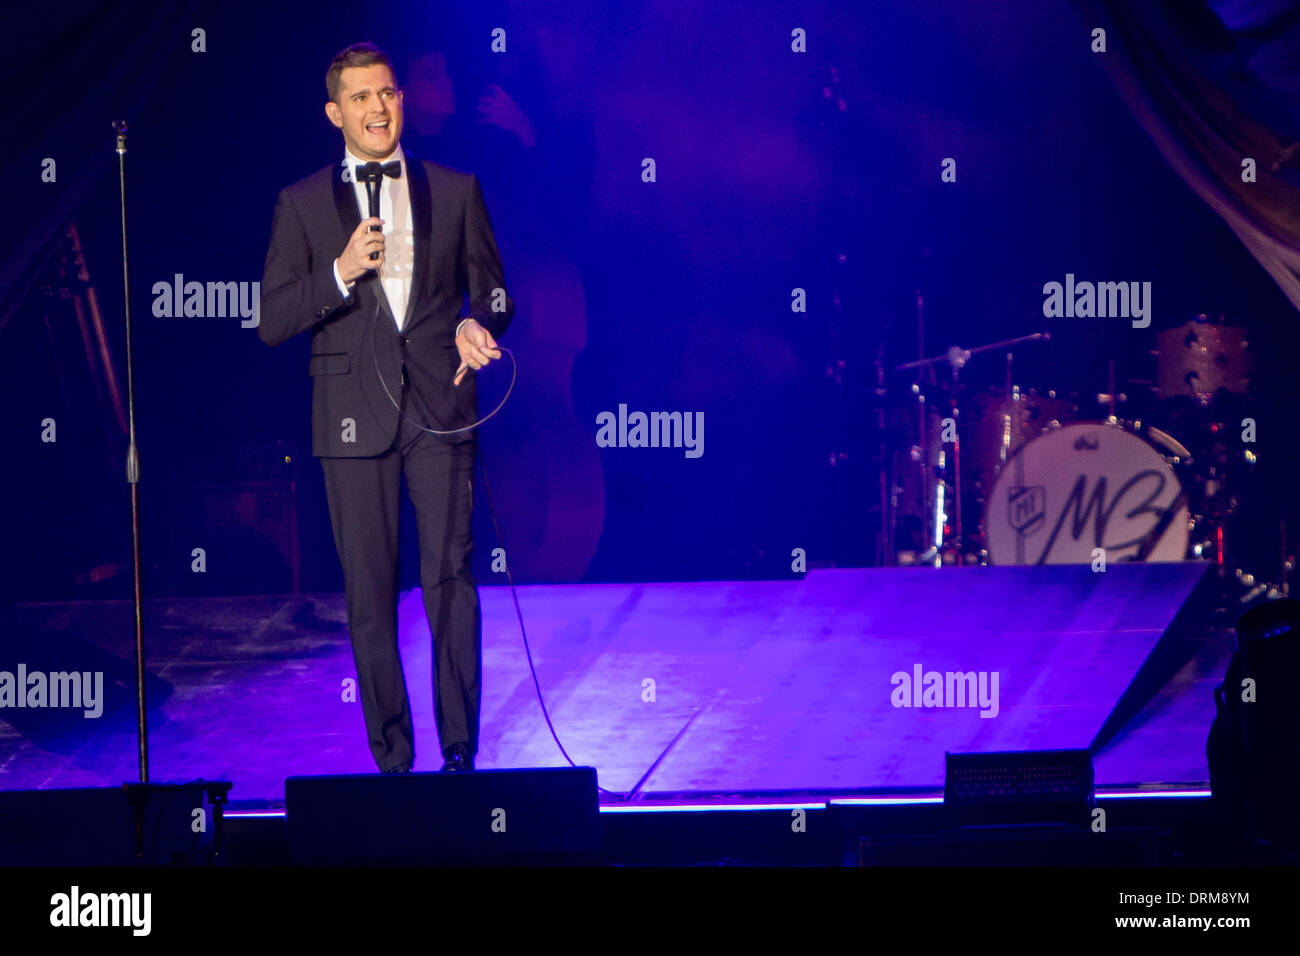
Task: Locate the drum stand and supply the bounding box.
[895,332,1049,565]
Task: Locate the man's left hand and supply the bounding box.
[454,319,502,386]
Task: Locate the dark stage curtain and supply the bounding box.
[1077,0,1300,313]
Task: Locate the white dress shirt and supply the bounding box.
[332,145,475,340]
[333,144,415,330]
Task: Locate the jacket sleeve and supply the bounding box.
[258,188,351,347]
[458,174,514,341]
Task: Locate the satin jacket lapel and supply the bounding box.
[403,155,431,333]
[331,162,361,247]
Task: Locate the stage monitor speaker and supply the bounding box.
[943,749,1094,828]
[0,782,229,865]
[284,767,601,864]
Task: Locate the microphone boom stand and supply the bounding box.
[114,120,149,783]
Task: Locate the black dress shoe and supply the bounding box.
[440,743,475,772]
[382,762,411,774]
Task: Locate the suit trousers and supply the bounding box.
[319,391,481,773]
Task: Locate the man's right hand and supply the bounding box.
[335,217,385,283]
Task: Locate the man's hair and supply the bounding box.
[326,42,396,103]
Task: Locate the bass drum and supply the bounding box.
[985,422,1189,565]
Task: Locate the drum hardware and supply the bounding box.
[1141,424,1190,461]
[1231,567,1287,604]
[881,309,1274,579]
[894,332,1050,564]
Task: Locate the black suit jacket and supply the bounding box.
[258,155,513,456]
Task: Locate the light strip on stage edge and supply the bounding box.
[1095,789,1211,799]
[224,803,831,819]
[829,790,1212,806]
[601,802,827,813]
[221,789,1213,819]
[827,796,945,806]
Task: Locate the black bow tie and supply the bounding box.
[354,160,401,182]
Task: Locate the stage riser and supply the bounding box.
[0,564,1213,798]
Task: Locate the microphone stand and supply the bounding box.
[113,120,149,783]
[106,124,237,860]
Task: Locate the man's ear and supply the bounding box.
[325,100,343,129]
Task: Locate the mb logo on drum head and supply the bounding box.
[1008,486,1046,536]
[987,423,1190,565]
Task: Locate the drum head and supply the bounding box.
[985,422,1189,565]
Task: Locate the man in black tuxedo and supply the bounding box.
[258,42,512,773]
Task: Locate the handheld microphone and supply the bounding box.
[362,167,383,260]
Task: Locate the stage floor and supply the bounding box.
[0,564,1223,803]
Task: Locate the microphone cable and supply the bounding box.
[367,296,626,796]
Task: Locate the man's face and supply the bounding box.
[325,63,404,160]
